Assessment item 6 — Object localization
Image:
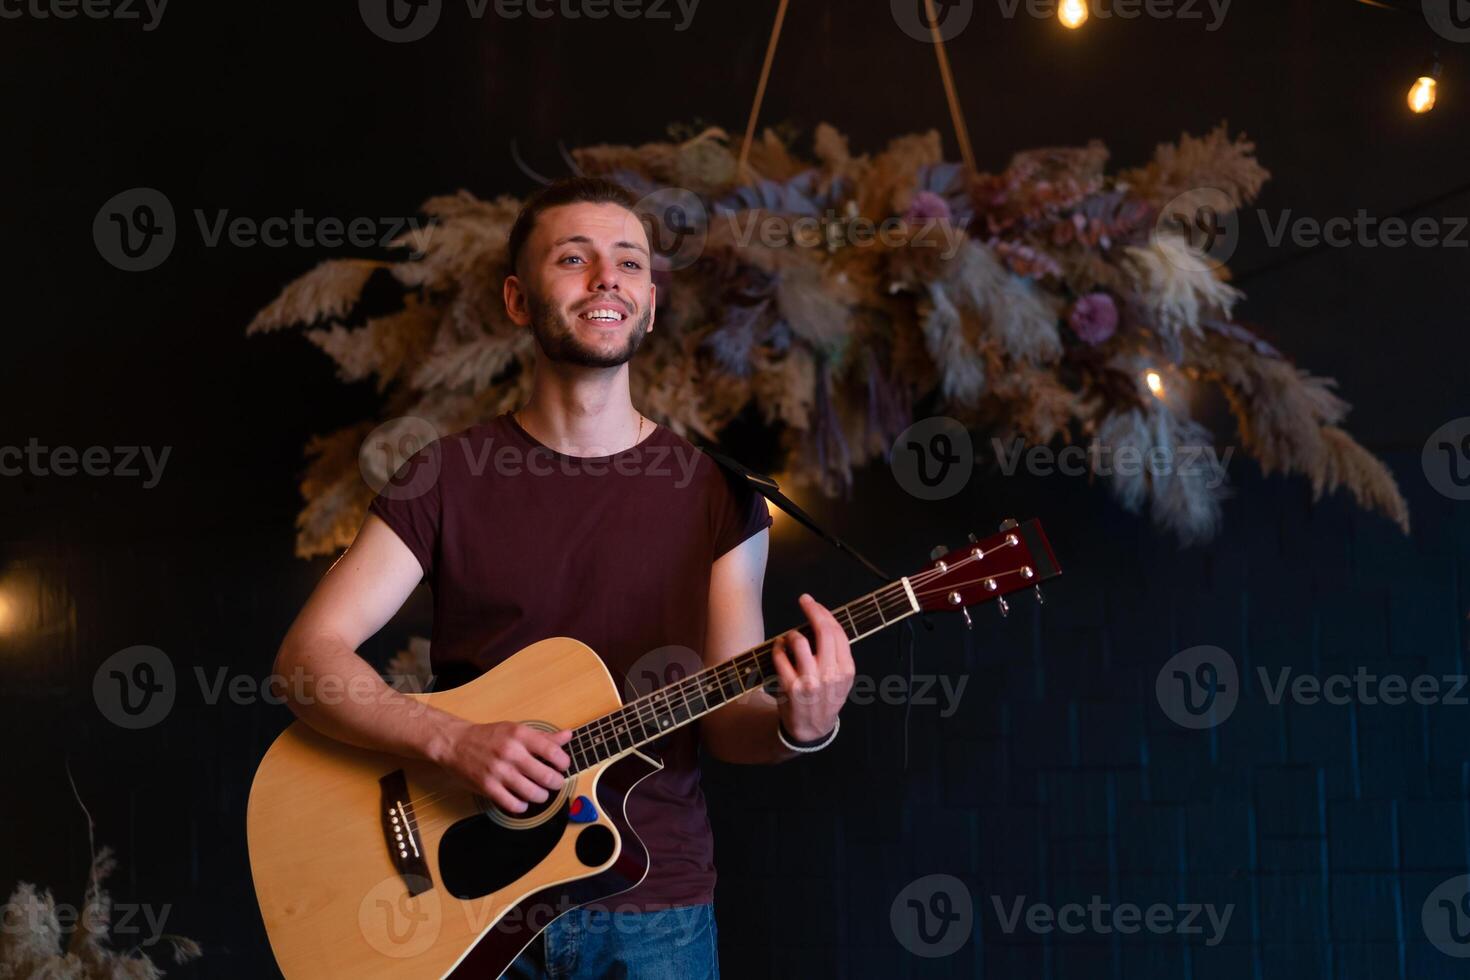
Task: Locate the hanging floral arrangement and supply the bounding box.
[248,123,1409,557]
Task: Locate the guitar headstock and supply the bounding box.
[909,519,1061,619]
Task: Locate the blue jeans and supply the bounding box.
[503,903,719,980]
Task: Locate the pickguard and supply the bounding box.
[438,801,571,900]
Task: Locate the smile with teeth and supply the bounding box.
[579,307,627,323]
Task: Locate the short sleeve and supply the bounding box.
[367,440,444,581]
[711,465,774,560]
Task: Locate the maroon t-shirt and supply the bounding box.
[368,412,772,908]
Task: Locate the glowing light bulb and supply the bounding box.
[1059,0,1088,28]
[1145,371,1165,397]
[1408,75,1438,114]
[0,594,11,635]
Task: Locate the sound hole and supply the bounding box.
[574,824,615,868]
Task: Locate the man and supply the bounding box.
[271,177,856,979]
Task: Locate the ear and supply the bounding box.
[503,273,531,327]
[646,281,656,333]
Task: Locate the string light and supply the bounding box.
[1408,58,1441,114]
[1145,370,1165,398]
[1059,0,1088,29]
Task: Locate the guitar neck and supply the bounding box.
[565,577,921,774]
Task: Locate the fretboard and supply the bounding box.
[565,576,919,774]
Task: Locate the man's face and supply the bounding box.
[506,201,655,368]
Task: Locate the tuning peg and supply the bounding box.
[1033,585,1045,605]
[998,518,1018,532]
[961,607,973,629]
[967,532,979,543]
[997,595,1010,618]
[929,545,947,561]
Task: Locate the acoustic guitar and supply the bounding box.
[247,519,1060,978]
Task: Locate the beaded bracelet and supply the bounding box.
[778,716,840,753]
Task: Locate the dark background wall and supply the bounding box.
[2,1,1468,977]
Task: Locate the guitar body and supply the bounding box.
[247,637,660,979]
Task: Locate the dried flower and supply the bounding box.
[903,190,952,223]
[1068,292,1119,345]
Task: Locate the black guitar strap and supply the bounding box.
[697,446,893,585]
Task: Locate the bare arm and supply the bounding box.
[273,513,569,813]
[699,529,855,764]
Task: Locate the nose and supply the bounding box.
[588,257,620,293]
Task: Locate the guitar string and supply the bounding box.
[391,556,977,817]
[396,555,1042,836]
[393,547,1032,823]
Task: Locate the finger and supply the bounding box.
[517,754,566,793]
[503,768,551,806]
[784,628,817,674]
[770,641,798,696]
[484,783,525,814]
[801,595,843,671]
[526,730,573,771]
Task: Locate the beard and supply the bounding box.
[527,292,651,368]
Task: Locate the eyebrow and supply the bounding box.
[552,234,649,257]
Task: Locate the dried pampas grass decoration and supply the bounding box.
[249,122,1405,551]
[1,775,202,980]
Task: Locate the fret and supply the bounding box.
[680,677,710,716]
[718,664,743,700]
[570,735,586,773]
[565,579,921,771]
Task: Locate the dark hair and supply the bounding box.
[505,177,642,277]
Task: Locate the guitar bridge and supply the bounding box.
[380,770,432,896]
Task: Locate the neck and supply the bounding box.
[565,576,921,774]
[517,368,643,457]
